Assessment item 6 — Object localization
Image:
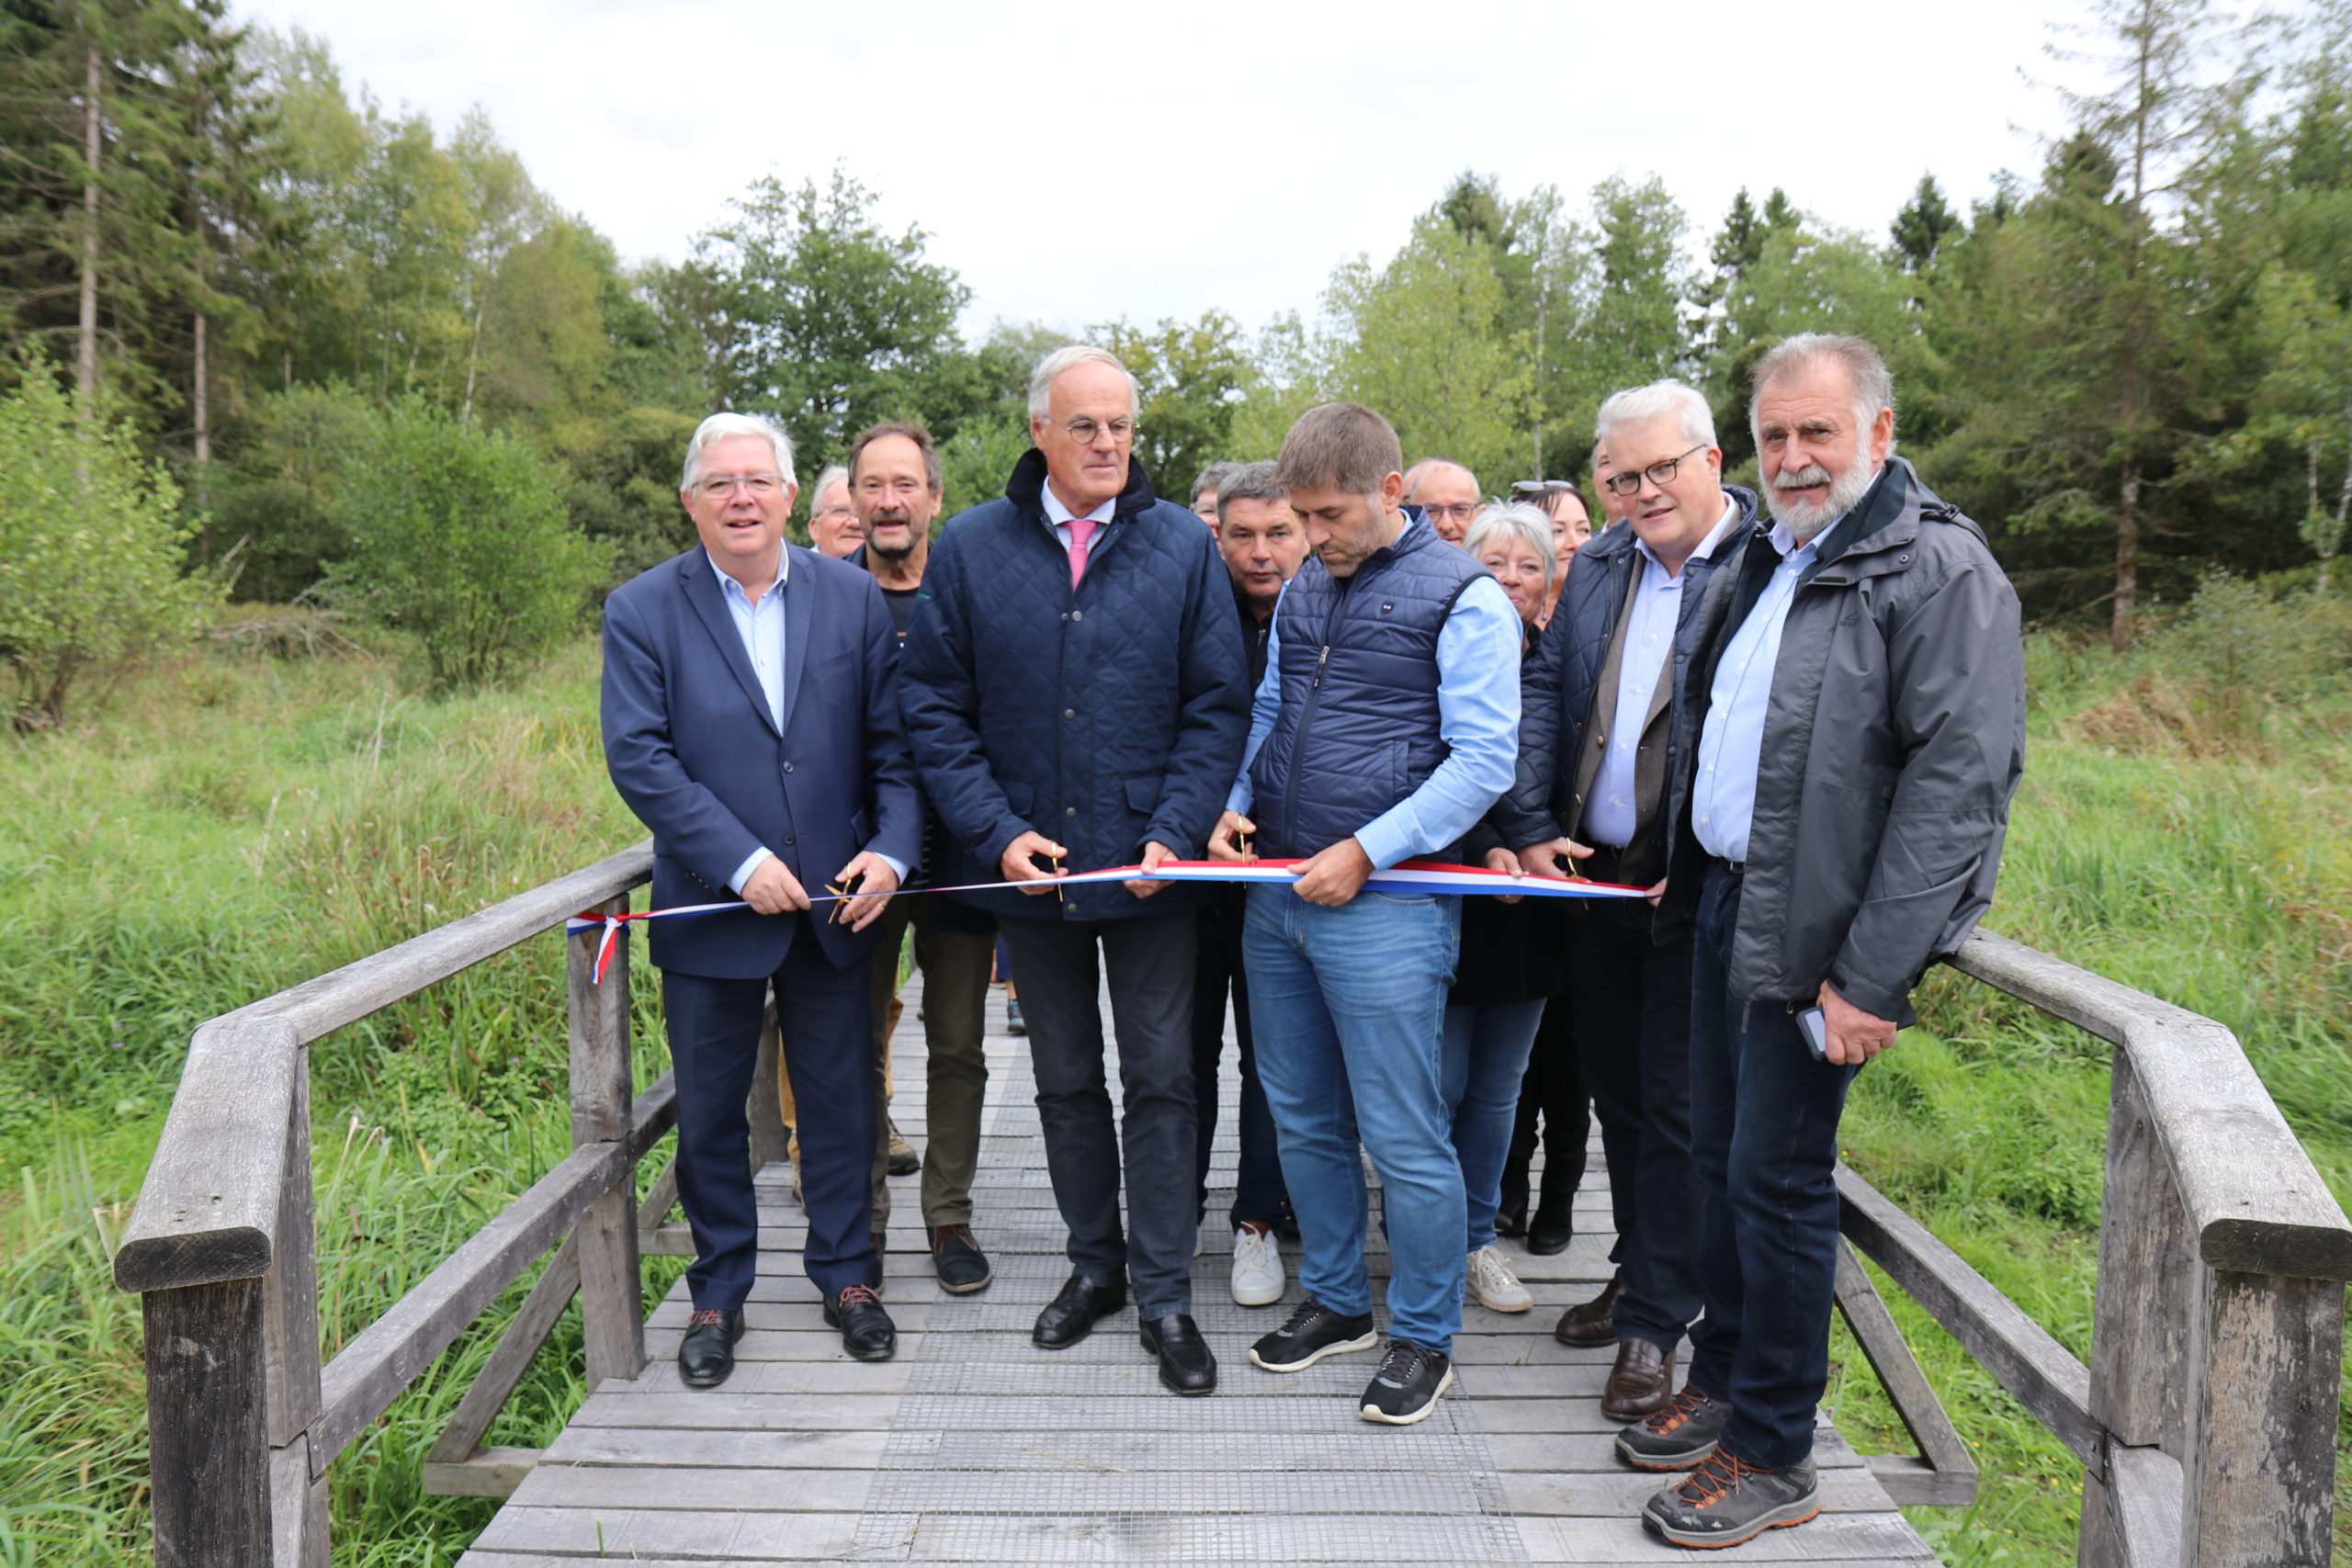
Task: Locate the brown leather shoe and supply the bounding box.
[1553,1274,1623,1348]
[1602,1337,1675,1420]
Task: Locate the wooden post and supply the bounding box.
[265,1067,328,1565]
[2179,1269,2343,1567]
[749,987,789,1170]
[2080,1052,2201,1568]
[568,895,644,1386]
[145,1279,273,1567]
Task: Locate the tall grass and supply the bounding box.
[3,589,2346,1564]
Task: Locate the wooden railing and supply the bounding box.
[113,848,2350,1567]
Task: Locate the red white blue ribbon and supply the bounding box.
[567,859,1646,984]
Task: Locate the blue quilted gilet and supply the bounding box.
[1249,509,1487,862]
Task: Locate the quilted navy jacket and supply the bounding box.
[899,449,1250,922]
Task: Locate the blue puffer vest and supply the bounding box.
[1249,508,1487,862]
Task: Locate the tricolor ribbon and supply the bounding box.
[567,859,1645,984]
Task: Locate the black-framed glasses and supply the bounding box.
[1057,416,1136,444]
[1603,445,1707,496]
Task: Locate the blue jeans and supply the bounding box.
[1441,999,1547,1254]
[1685,862,1860,1470]
[1244,884,1464,1354]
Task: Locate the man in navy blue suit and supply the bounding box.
[603,412,923,1384]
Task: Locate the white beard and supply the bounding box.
[1763,456,1879,538]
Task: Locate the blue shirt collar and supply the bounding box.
[705,546,789,604]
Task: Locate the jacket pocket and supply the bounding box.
[1125,776,1161,815]
[1004,781,1035,817]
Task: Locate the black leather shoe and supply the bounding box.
[1033,1271,1125,1348]
[678,1307,744,1388]
[822,1284,897,1361]
[1525,1197,1575,1256]
[1495,1197,1529,1238]
[1140,1313,1217,1395]
[931,1224,993,1293]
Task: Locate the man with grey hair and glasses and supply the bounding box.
[1624,335,2024,1548]
[1403,457,1483,545]
[901,346,1250,1396]
[601,412,922,1382]
[1497,380,1755,1427]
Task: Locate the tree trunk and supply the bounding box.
[193,309,209,466]
[77,45,100,410]
[2112,458,2141,653]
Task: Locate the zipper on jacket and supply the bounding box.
[1282,574,1356,843]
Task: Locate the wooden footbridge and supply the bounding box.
[116,844,2352,1564]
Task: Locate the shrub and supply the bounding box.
[0,376,219,732]
[198,383,379,603]
[325,400,609,690]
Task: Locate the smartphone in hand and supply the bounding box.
[1795,1006,1828,1061]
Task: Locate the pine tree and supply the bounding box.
[1891,174,1960,273]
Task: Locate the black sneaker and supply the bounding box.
[1249,1299,1378,1372]
[1642,1451,1820,1548]
[1615,1383,1734,1470]
[1359,1339,1453,1426]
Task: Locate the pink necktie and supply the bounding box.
[1067,515,1098,589]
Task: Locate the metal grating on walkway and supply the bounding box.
[459,972,1940,1566]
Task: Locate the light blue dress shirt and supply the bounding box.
[1039,479,1118,560]
[1691,514,1849,864]
[711,549,906,896]
[1582,500,1743,849]
[1227,567,1523,871]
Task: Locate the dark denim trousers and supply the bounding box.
[1193,894,1291,1230]
[998,907,1199,1319]
[1685,861,1860,1470]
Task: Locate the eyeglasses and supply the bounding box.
[1057,416,1136,445]
[1420,502,1483,524]
[1603,446,1708,496]
[695,474,784,499]
[1509,479,1579,497]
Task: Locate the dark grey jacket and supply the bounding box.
[1661,459,2025,1023]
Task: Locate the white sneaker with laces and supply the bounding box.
[1467,1244,1533,1313]
[1230,1224,1286,1307]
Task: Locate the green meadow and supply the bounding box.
[2,593,2348,1565]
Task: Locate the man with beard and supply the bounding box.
[1626,335,2024,1549]
[900,346,1249,1396]
[1194,460,1305,1305]
[842,421,1001,1294]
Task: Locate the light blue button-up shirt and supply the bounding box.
[1691,514,1849,864]
[1227,566,1523,871]
[712,549,906,896]
[1583,499,1743,849]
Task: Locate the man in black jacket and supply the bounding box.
[1193,460,1305,1308]
[1498,380,1752,1425]
[899,347,1249,1395]
[1628,334,2025,1549]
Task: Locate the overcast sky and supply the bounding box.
[231,0,2096,342]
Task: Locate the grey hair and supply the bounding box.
[1464,500,1559,597]
[1747,333,1897,451]
[1027,344,1142,421]
[1214,459,1285,522]
[681,412,797,491]
[1594,379,1716,452]
[808,464,850,510]
[1192,460,1237,504]
[1403,457,1475,502]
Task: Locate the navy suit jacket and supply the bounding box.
[602,544,923,979]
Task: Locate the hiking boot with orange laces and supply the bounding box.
[1642,1449,1820,1549]
[1613,1383,1733,1470]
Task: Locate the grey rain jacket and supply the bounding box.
[1659,458,2026,1024]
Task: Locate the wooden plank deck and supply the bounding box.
[460,970,1939,1565]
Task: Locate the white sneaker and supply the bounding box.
[1230,1224,1286,1307]
[1467,1244,1532,1313]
